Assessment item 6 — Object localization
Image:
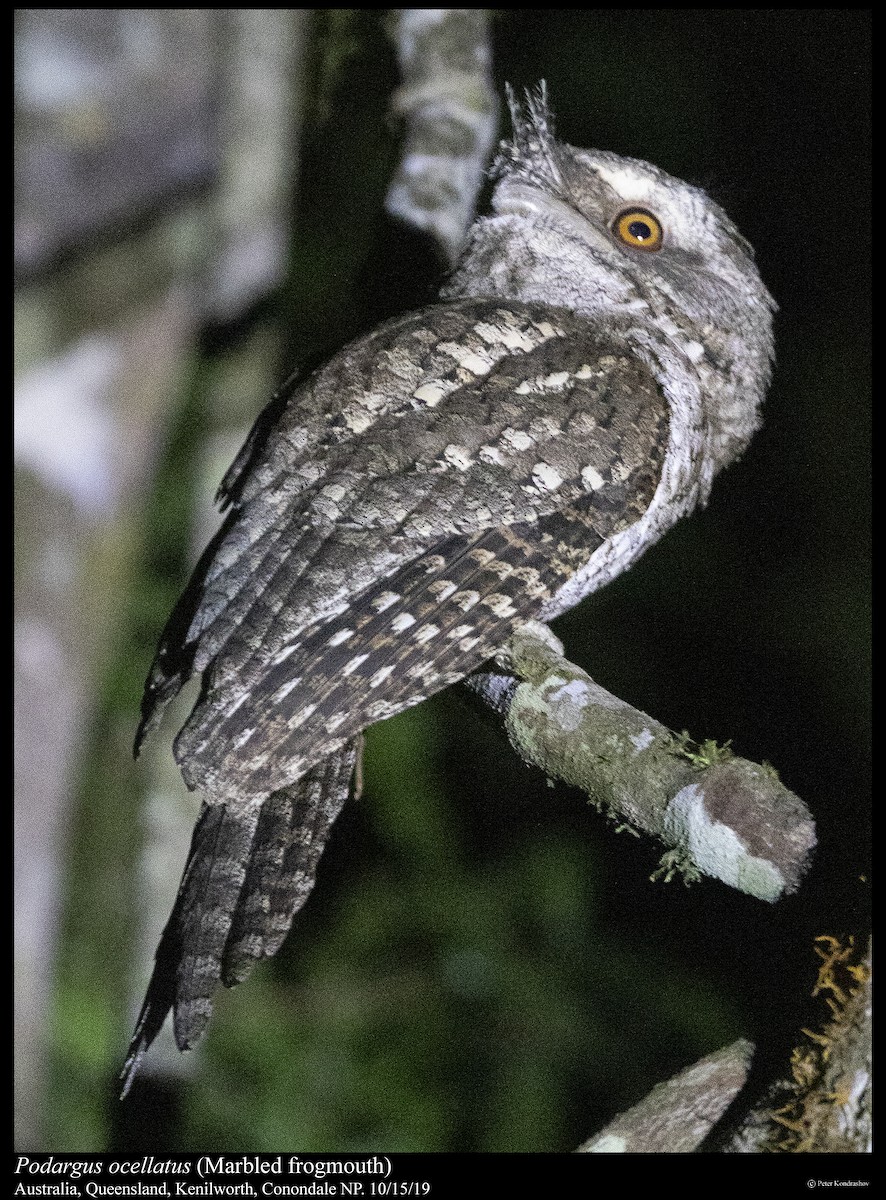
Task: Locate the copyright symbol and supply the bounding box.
[807,1183,816,1190]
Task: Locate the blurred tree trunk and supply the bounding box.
[14,8,307,1149]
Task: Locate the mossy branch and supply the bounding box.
[468,620,816,902]
[723,937,872,1153]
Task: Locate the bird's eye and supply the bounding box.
[612,208,663,252]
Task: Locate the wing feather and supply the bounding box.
[138,299,668,780]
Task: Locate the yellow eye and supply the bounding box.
[612,208,663,251]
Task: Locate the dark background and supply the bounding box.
[41,9,869,1153]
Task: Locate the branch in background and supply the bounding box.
[385,9,498,266]
[577,1038,754,1153]
[724,937,872,1153]
[577,940,871,1153]
[468,621,816,902]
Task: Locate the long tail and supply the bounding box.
[120,741,358,1098]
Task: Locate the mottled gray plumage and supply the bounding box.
[121,86,774,1094]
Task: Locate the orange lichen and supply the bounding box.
[811,934,869,1004]
[763,934,868,1152]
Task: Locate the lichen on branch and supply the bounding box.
[468,620,816,902]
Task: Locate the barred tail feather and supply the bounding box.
[120,742,356,1098]
[172,801,261,1050]
[221,741,358,984]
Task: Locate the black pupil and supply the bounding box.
[628,219,653,241]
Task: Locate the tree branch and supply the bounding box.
[724,937,871,1153]
[468,621,816,902]
[385,9,498,266]
[577,1038,754,1153]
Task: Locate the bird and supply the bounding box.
[120,84,775,1095]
